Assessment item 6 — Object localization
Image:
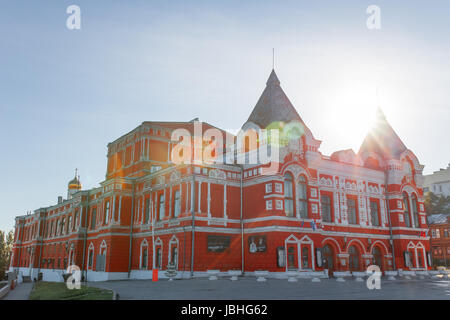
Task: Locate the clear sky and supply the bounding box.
[1,0,449,232]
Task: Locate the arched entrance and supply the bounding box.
[323,244,335,272]
[372,246,384,270]
[348,245,361,271]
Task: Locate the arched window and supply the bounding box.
[411,194,420,228]
[297,175,308,219]
[348,245,360,271]
[156,248,162,269]
[284,173,294,217]
[142,247,148,269]
[171,247,178,267]
[321,195,332,222]
[403,192,411,228]
[88,250,94,269]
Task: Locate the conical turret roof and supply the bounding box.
[358,107,407,159]
[245,69,304,128]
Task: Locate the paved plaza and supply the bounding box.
[88,276,450,300]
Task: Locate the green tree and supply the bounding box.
[0,230,14,280]
[424,192,450,215]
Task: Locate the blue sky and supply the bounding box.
[1,0,449,231]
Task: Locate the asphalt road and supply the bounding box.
[87,276,450,300]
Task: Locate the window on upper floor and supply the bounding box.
[265,183,272,194]
[61,217,66,235]
[411,194,420,228]
[347,198,358,225]
[275,199,283,210]
[275,183,282,193]
[105,201,110,224]
[67,215,72,233]
[403,193,411,228]
[159,194,165,220]
[266,200,273,210]
[284,173,294,217]
[370,200,380,226]
[174,190,181,218]
[144,198,150,224]
[91,208,97,229]
[297,175,308,219]
[321,195,332,222]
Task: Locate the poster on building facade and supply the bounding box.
[248,235,267,253]
[207,235,230,252]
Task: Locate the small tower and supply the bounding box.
[67,169,82,199]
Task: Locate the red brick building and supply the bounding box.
[10,69,431,281]
[428,214,450,268]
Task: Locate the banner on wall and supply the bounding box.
[248,235,267,253]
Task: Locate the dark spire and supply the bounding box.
[358,107,407,159]
[245,69,303,128]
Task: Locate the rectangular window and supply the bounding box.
[266,200,273,210]
[159,194,165,220]
[91,208,97,229]
[321,195,332,222]
[370,201,380,226]
[275,183,282,193]
[174,190,181,217]
[61,218,65,235]
[265,183,272,193]
[436,229,440,238]
[144,198,150,224]
[105,201,110,224]
[275,199,283,210]
[347,198,358,225]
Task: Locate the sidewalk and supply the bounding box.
[3,282,33,300]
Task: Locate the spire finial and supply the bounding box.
[75,168,78,178]
[272,48,275,70]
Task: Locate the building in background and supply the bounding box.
[428,213,450,268]
[9,69,431,282]
[423,164,450,197]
